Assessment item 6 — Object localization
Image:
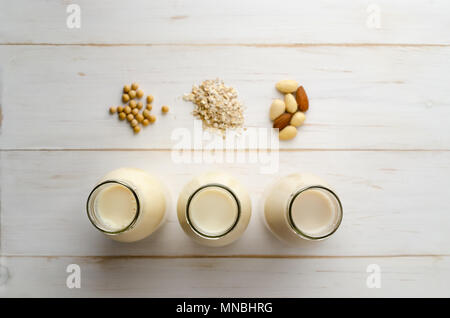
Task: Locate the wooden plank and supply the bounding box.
[0,256,448,297]
[1,0,450,45]
[1,45,449,150]
[2,150,450,256]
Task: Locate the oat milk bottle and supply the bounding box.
[177,171,252,247]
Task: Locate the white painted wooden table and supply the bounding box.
[1,0,450,297]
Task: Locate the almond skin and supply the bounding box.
[273,112,292,131]
[296,86,309,112]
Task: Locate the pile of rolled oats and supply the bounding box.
[183,79,244,134]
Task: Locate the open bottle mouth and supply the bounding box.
[286,185,343,241]
[185,183,241,239]
[86,180,141,235]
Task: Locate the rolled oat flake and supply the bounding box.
[184,79,245,134]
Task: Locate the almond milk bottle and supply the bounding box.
[264,173,343,244]
[86,168,167,242]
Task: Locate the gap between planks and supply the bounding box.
[0,254,448,260]
[1,148,450,152]
[0,43,449,48]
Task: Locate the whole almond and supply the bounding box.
[279,125,297,140]
[296,86,309,112]
[285,93,297,113]
[273,112,292,131]
[269,99,286,120]
[290,111,306,127]
[275,80,299,93]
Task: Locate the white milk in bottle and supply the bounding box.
[264,173,342,244]
[177,171,251,247]
[86,168,167,242]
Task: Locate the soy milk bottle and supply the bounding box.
[86,168,167,242]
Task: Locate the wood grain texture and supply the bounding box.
[1,256,448,297]
[2,150,450,257]
[1,0,450,45]
[0,45,449,150]
[1,0,449,298]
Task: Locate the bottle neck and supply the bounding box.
[286,185,343,241]
[86,180,141,234]
[186,183,241,239]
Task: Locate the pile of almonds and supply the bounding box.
[109,82,169,134]
[270,80,309,140]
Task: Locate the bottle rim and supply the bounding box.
[286,185,343,241]
[185,183,241,239]
[86,180,141,235]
